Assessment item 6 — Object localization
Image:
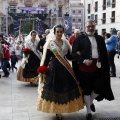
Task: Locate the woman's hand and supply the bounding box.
[83,59,93,66]
[76,51,81,55]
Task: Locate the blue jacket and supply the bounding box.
[105,34,118,50]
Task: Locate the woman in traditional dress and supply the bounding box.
[15,35,24,59]
[36,25,84,120]
[17,30,41,83]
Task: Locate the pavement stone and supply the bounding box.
[0,56,120,120]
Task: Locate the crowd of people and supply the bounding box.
[1,19,120,120]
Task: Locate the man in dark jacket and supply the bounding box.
[72,20,114,120]
[37,29,50,53]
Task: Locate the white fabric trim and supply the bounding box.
[88,36,98,58]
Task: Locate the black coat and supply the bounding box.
[37,37,46,53]
[72,33,114,101]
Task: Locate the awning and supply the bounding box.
[18,7,45,12]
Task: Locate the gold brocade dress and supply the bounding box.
[36,40,84,113]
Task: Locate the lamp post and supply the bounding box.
[5,7,8,36]
[55,0,59,25]
[49,8,55,28]
[51,13,53,28]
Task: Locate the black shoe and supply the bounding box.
[110,74,116,77]
[86,113,93,120]
[56,114,63,120]
[2,73,10,77]
[56,116,63,120]
[2,75,6,77]
[90,104,95,112]
[30,82,33,84]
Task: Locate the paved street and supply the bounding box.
[0,56,120,120]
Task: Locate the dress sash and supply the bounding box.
[28,44,41,60]
[49,41,78,82]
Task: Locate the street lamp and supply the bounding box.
[55,0,59,25]
[49,8,55,28]
[5,7,8,36]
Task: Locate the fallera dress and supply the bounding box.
[37,39,84,113]
[17,38,41,82]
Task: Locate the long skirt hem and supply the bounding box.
[36,96,84,114]
[36,84,84,114]
[17,66,39,82]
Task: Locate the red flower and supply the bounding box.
[37,66,48,73]
[22,48,32,55]
[37,66,48,83]
[22,48,31,52]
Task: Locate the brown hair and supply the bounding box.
[54,24,64,34]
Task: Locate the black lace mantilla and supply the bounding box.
[41,87,81,104]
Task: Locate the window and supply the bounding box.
[107,0,111,7]
[8,6,16,13]
[111,11,115,23]
[58,7,62,17]
[103,0,106,10]
[72,10,75,13]
[72,19,75,22]
[102,29,106,33]
[78,19,81,22]
[78,10,81,13]
[102,13,106,24]
[95,29,98,34]
[95,1,98,12]
[112,0,116,8]
[88,4,91,14]
[95,15,98,24]
[91,14,94,20]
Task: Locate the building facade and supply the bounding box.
[84,0,120,35]
[69,0,84,32]
[0,0,70,35]
[0,0,84,35]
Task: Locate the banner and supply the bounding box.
[14,20,19,32]
[23,19,34,34]
[18,7,45,12]
[64,16,72,35]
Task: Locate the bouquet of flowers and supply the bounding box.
[37,66,48,83]
[21,48,31,65]
[22,48,31,57]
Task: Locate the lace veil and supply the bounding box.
[25,30,40,42]
[40,25,71,66]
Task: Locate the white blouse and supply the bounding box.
[88,36,98,58]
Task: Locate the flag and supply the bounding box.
[64,16,72,35]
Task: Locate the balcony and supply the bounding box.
[24,0,33,7]
[112,2,116,8]
[95,20,98,24]
[8,1,18,6]
[94,7,98,12]
[58,0,63,6]
[39,2,48,7]
[110,17,115,23]
[101,18,106,24]
[102,5,106,10]
[87,9,90,14]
